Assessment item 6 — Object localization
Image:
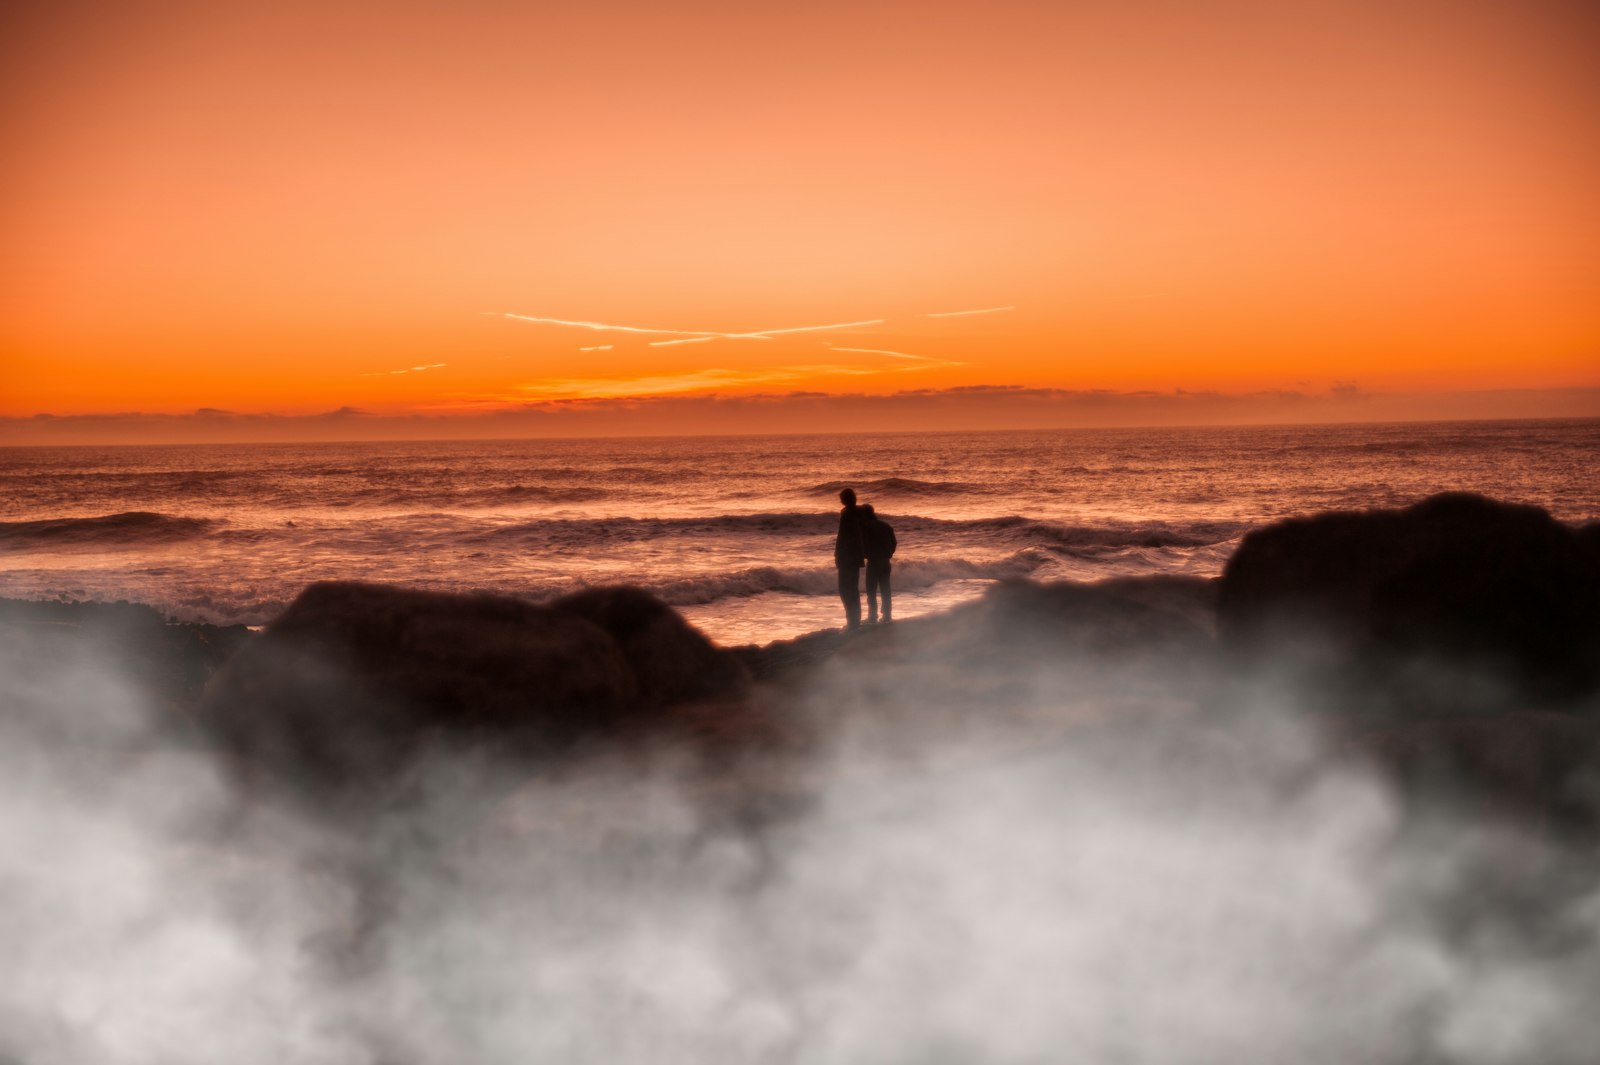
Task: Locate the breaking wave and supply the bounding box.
[476,512,1247,550]
[807,478,990,498]
[952,516,1252,551]
[0,512,220,549]
[338,484,611,508]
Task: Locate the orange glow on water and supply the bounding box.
[2,1,1597,439]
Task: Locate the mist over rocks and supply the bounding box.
[1213,493,1600,853]
[0,597,250,724]
[845,576,1210,689]
[7,493,1600,1060]
[726,577,1224,780]
[195,581,754,806]
[956,576,1216,663]
[1218,492,1600,712]
[733,575,1217,685]
[1340,712,1600,848]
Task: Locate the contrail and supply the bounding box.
[578,345,614,352]
[645,334,768,348]
[828,345,939,362]
[925,306,1014,317]
[492,311,882,347]
[360,363,447,377]
[490,312,726,339]
[649,319,885,347]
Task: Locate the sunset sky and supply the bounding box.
[3,0,1597,441]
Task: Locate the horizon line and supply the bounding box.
[4,411,1597,451]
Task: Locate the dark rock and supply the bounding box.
[728,627,857,684]
[1092,574,1221,637]
[197,582,749,802]
[960,578,1212,664]
[193,581,761,801]
[1218,493,1600,711]
[551,585,749,707]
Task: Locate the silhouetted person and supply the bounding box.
[835,488,865,629]
[859,503,897,624]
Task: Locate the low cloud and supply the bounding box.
[5,387,1596,445]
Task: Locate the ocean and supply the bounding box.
[3,418,1597,645]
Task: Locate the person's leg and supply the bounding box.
[881,562,892,621]
[837,565,861,628]
[865,566,880,623]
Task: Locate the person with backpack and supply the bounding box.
[858,503,897,624]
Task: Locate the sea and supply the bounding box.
[2,418,1597,646]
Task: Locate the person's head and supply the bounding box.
[839,488,856,507]
[859,503,876,519]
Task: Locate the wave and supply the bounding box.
[915,515,1251,550]
[651,551,1052,606]
[0,511,220,549]
[482,465,685,483]
[475,511,840,545]
[1026,520,1249,552]
[468,512,1251,553]
[0,469,262,489]
[338,484,612,508]
[0,505,1250,562]
[807,478,989,498]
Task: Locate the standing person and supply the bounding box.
[834,487,865,629]
[859,503,897,624]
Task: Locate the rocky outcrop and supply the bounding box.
[551,586,750,708]
[195,582,750,803]
[1218,493,1600,711]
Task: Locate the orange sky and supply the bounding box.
[2,0,1597,441]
